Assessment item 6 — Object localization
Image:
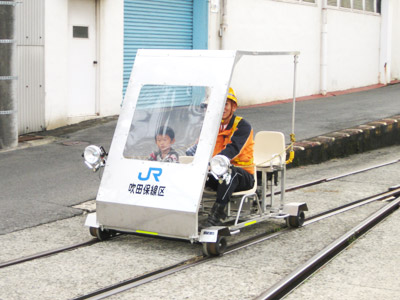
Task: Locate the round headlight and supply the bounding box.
[84,145,102,165]
[210,155,230,176]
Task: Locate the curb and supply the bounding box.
[289,115,400,167]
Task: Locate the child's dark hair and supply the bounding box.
[155,125,175,140]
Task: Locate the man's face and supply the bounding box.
[222,99,237,122]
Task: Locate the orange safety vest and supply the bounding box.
[213,116,255,174]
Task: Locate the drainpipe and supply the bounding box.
[320,0,328,95]
[219,0,227,50]
[95,0,100,115]
[379,0,392,85]
[0,0,18,149]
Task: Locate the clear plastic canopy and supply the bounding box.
[123,85,210,163]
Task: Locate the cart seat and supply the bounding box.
[202,166,257,197]
[254,131,286,171]
[226,131,286,221]
[201,166,258,219]
[226,166,259,222]
[179,155,194,164]
[231,166,257,196]
[254,131,287,214]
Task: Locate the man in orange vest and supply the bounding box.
[202,87,255,227]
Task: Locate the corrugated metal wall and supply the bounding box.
[16,0,45,134]
[123,0,194,94]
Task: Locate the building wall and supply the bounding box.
[44,0,69,130]
[97,0,123,116]
[16,0,45,134]
[38,0,399,130]
[209,0,321,104]
[44,0,123,130]
[326,8,380,91]
[208,0,386,105]
[391,0,400,80]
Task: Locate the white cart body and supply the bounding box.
[88,50,238,240]
[85,49,305,243]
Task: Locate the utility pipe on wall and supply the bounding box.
[320,0,328,95]
[379,0,392,84]
[219,0,227,50]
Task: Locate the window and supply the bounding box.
[341,0,351,8]
[123,85,209,164]
[276,0,316,4]
[73,26,89,38]
[353,0,363,10]
[327,0,380,13]
[365,0,375,12]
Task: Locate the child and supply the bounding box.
[148,126,179,163]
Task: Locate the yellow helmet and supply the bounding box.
[227,87,237,104]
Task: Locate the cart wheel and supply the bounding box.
[89,227,112,240]
[202,236,227,257]
[288,210,305,228]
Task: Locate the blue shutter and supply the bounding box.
[124,0,194,95]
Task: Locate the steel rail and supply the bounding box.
[0,239,99,269]
[305,187,400,224]
[72,232,290,300]
[73,230,286,300]
[73,255,210,300]
[284,158,400,193]
[254,196,400,300]
[324,158,400,182]
[72,187,400,300]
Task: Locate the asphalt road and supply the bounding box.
[0,84,399,234]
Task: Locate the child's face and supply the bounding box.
[156,135,175,153]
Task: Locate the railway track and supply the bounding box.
[72,186,400,300]
[1,159,398,271]
[1,160,399,299]
[255,195,400,300]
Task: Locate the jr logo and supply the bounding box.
[138,167,163,182]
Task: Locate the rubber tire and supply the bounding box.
[202,236,227,257]
[288,210,305,228]
[89,227,112,240]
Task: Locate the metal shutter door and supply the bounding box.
[123,0,194,96]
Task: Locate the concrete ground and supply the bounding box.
[0,145,399,300]
[0,84,399,299]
